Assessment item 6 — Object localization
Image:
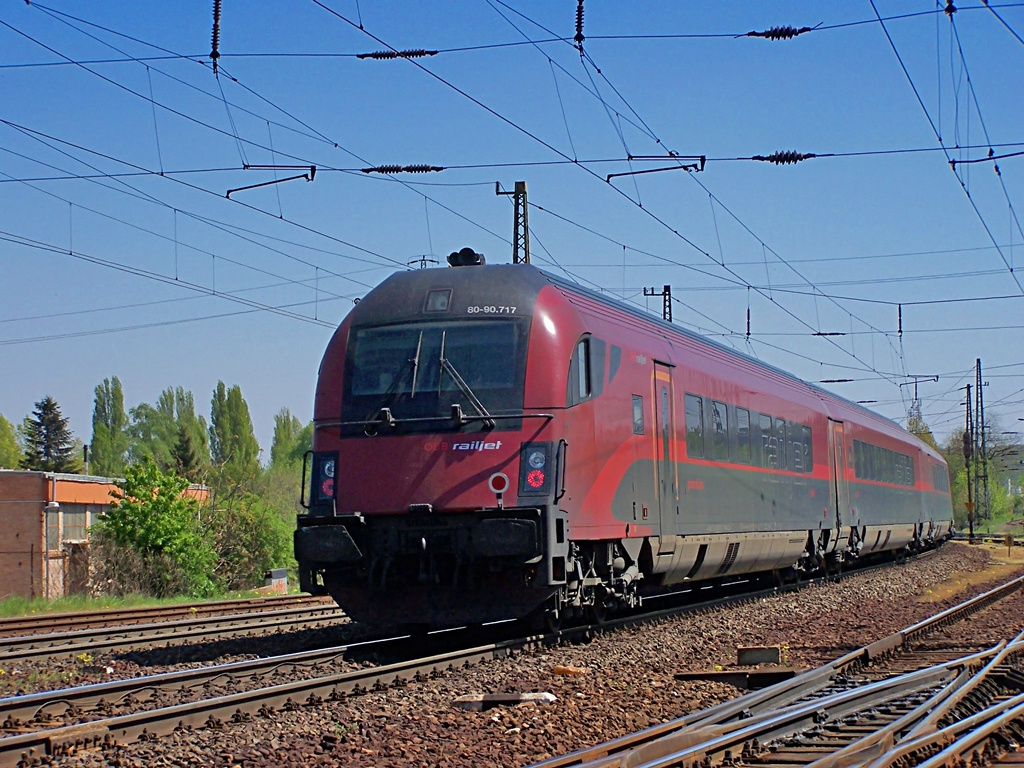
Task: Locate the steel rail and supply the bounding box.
[0,577,795,764]
[0,595,332,639]
[527,571,1024,768]
[0,551,959,766]
[0,605,346,663]
[0,640,516,767]
[0,632,409,727]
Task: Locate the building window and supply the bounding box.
[63,503,88,542]
[46,505,60,551]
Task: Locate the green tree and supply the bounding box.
[263,408,313,558]
[209,382,260,486]
[170,422,204,483]
[270,407,312,469]
[206,495,293,590]
[90,377,129,477]
[907,404,940,452]
[0,414,20,468]
[94,457,216,597]
[20,396,80,472]
[130,386,209,472]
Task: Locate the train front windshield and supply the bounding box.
[343,319,528,432]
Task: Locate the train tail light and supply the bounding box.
[519,442,553,497]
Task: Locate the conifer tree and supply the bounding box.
[20,396,78,472]
[171,422,204,482]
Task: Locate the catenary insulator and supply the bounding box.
[357,49,439,60]
[574,0,585,49]
[361,165,445,174]
[210,0,222,73]
[745,25,813,40]
[752,151,817,165]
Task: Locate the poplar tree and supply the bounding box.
[130,386,209,471]
[270,407,310,468]
[209,381,260,484]
[90,376,129,477]
[20,396,78,472]
[0,414,20,468]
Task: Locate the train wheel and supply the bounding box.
[543,601,563,633]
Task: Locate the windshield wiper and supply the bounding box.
[438,330,495,429]
[363,348,418,426]
[409,331,423,398]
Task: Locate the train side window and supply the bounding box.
[632,395,644,435]
[685,394,704,458]
[609,345,622,384]
[590,338,606,398]
[906,456,915,486]
[577,340,591,400]
[567,337,593,406]
[801,425,813,473]
[759,413,775,468]
[711,400,729,461]
[775,418,788,471]
[736,408,751,464]
[788,423,803,472]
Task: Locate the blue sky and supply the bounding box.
[2,1,1022,456]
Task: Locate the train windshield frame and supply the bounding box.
[343,317,529,433]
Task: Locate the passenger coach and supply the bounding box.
[295,250,953,627]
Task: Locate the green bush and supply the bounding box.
[94,457,216,598]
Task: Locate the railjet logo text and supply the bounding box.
[423,440,503,452]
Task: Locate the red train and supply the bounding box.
[296,250,953,627]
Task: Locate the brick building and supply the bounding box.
[0,470,209,600]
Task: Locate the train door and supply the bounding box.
[828,419,850,545]
[654,362,677,552]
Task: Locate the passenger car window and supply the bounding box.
[711,400,729,461]
[632,395,644,435]
[685,394,704,458]
[736,408,751,464]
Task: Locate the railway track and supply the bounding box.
[0,595,332,639]
[0,554,997,768]
[0,576,810,766]
[528,572,1024,768]
[0,604,346,664]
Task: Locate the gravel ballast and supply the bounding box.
[16,542,1024,768]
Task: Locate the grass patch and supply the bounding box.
[0,590,265,619]
[917,541,1024,604]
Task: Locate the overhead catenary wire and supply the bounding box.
[450,0,920,395]
[869,0,1024,297]
[4,1,1019,428]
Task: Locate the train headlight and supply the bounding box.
[312,452,339,503]
[519,442,553,496]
